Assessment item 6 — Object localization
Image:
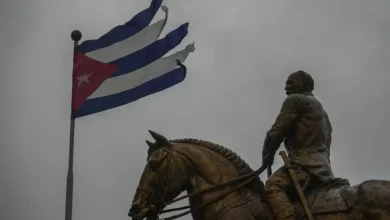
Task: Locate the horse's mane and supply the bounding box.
[170,138,260,181]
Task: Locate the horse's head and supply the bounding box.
[129,130,188,220]
[129,131,269,220]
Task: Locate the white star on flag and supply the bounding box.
[76,72,93,87]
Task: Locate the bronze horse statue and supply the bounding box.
[129,131,390,220]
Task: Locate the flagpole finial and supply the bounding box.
[71,30,82,42]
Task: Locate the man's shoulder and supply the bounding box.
[281,94,305,110]
[283,94,306,103]
[283,94,322,109]
[286,93,321,102]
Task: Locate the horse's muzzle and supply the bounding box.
[129,204,159,220]
[129,204,144,219]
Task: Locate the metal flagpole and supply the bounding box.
[65,30,82,220]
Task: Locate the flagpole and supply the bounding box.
[65,30,82,220]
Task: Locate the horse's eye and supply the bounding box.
[149,160,159,171]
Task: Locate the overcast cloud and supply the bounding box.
[1,0,390,220]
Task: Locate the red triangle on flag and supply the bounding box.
[72,52,118,115]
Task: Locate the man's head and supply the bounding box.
[285,70,314,95]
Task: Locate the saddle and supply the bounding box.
[291,177,358,220]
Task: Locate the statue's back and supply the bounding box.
[284,94,334,181]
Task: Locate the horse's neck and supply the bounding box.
[187,176,244,220]
[180,145,245,220]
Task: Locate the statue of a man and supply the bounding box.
[262,70,335,220]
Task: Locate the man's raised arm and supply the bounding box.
[262,94,302,165]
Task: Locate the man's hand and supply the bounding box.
[262,149,275,167]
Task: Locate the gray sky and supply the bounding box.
[1,0,390,219]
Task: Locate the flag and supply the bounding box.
[71,1,195,118]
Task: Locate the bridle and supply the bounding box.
[136,145,270,220]
[135,147,175,216]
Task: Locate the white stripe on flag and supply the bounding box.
[88,43,195,99]
[86,6,169,63]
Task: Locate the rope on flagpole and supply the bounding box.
[65,30,82,220]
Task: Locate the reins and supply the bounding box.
[157,165,269,220]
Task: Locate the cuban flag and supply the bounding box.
[71,0,195,118]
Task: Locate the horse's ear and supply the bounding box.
[146,140,155,148]
[148,130,171,146]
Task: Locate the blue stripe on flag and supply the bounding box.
[73,67,187,118]
[77,0,163,53]
[109,23,189,77]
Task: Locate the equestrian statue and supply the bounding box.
[128,71,390,220]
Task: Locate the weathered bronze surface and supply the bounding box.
[129,130,390,220]
[262,70,336,220]
[279,151,314,220]
[129,70,389,220]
